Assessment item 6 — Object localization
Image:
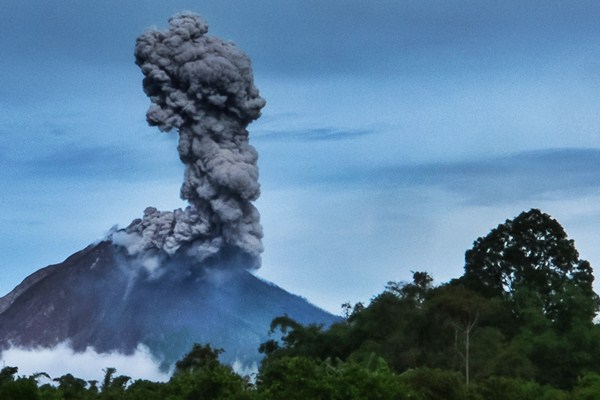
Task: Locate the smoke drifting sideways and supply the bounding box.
[111,13,266,273]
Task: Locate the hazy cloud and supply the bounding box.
[258,147,600,203]
[3,144,179,183]
[0,342,170,382]
[366,148,600,205]
[255,127,376,142]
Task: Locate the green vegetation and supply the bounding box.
[3,209,600,399]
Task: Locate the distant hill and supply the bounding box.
[0,241,338,368]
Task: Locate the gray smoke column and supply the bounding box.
[112,13,265,270]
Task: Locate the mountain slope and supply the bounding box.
[0,241,338,367]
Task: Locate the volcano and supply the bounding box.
[0,12,337,370]
[0,241,337,368]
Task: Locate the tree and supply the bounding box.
[474,376,568,400]
[400,367,467,400]
[432,285,491,385]
[0,378,39,400]
[341,302,365,320]
[0,369,44,400]
[167,343,253,400]
[257,356,407,400]
[99,367,131,400]
[341,302,353,320]
[462,209,597,320]
[572,372,600,400]
[123,379,165,400]
[0,366,18,385]
[261,315,346,361]
[53,373,91,400]
[461,209,600,389]
[174,343,224,374]
[386,271,433,306]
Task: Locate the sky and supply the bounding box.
[2,1,600,316]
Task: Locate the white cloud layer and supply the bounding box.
[0,342,170,383]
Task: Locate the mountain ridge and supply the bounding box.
[0,241,338,367]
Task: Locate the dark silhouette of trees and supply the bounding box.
[463,208,597,321]
[174,343,223,374]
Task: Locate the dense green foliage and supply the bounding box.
[3,209,600,398]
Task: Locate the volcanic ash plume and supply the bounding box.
[111,13,265,270]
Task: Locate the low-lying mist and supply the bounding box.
[0,342,169,383]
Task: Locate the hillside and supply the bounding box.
[0,241,337,367]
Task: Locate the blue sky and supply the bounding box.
[2,1,600,313]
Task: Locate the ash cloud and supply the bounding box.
[111,13,265,270]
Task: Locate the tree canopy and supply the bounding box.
[462,208,597,321]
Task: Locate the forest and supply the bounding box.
[3,209,600,399]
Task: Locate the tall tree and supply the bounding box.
[462,209,597,320]
[431,285,492,385]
